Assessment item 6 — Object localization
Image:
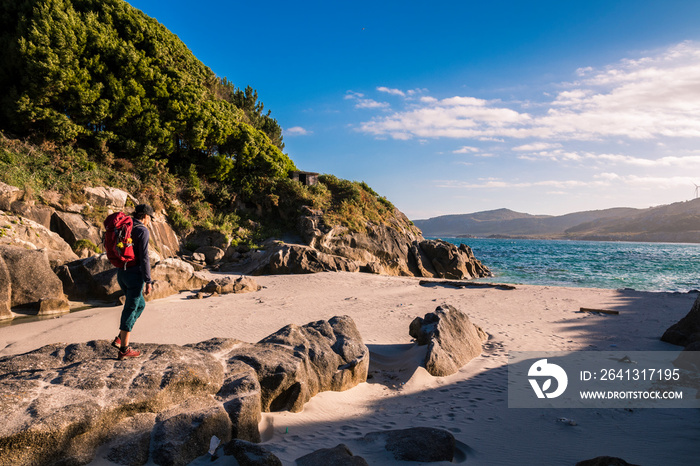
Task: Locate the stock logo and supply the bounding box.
[528,359,568,399]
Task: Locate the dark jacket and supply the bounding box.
[125,219,152,284]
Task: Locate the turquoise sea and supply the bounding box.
[438,237,700,293]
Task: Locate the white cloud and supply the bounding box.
[286,126,311,136]
[356,41,700,141]
[355,99,390,109]
[346,90,389,109]
[453,146,480,153]
[435,178,591,189]
[377,86,406,97]
[435,174,698,191]
[518,149,700,167]
[594,173,699,190]
[358,95,531,139]
[513,142,563,151]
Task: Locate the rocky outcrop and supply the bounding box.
[0,211,79,267]
[50,210,103,248]
[201,276,262,295]
[151,258,209,292]
[57,255,222,303]
[0,182,22,210]
[661,294,700,349]
[149,217,181,258]
[195,245,225,265]
[1,182,180,260]
[225,315,369,413]
[0,244,69,314]
[0,316,368,466]
[83,186,136,208]
[409,304,487,376]
[0,341,224,466]
[265,243,360,275]
[234,211,491,279]
[412,240,491,279]
[0,255,12,321]
[56,253,120,301]
[284,207,491,279]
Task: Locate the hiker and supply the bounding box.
[111,204,154,360]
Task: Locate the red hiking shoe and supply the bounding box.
[111,336,121,350]
[117,346,141,360]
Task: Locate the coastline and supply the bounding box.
[438,236,700,293]
[1,272,698,465]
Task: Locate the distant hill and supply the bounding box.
[413,199,700,243]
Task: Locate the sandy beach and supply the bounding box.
[1,271,698,465]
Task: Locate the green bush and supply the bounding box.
[72,239,101,253]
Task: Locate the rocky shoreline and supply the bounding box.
[0,306,486,465]
[0,182,491,323]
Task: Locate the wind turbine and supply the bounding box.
[694,183,700,199]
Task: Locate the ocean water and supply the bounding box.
[438,237,700,293]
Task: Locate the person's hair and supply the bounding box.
[133,212,148,220]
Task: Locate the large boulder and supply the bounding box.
[413,240,491,279]
[0,341,224,466]
[661,294,700,349]
[151,257,209,292]
[0,245,69,312]
[202,276,262,295]
[195,245,225,265]
[149,217,181,259]
[0,255,13,321]
[50,210,102,248]
[265,244,360,275]
[6,201,54,229]
[301,208,423,277]
[224,315,369,413]
[185,338,263,443]
[55,254,121,301]
[0,316,368,465]
[0,211,78,267]
[0,182,22,210]
[83,186,136,209]
[409,304,487,377]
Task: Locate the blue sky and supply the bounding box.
[126,0,700,219]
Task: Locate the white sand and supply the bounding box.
[1,272,698,465]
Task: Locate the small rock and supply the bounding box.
[575,456,640,466]
[296,444,368,466]
[222,439,282,466]
[363,427,455,462]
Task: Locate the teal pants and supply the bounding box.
[117,268,146,332]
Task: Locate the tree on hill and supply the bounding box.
[0,0,402,245]
[0,0,291,189]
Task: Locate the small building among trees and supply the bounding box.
[291,171,319,186]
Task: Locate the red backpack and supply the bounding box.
[104,212,135,268]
